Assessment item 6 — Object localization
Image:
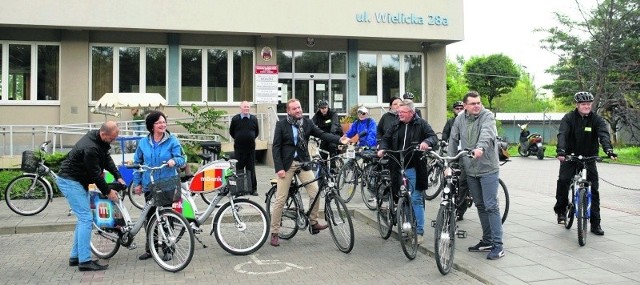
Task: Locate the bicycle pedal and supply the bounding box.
[431,220,436,228]
[456,230,467,238]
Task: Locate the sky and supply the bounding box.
[446,0,598,96]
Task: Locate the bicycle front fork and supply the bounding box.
[573,187,592,219]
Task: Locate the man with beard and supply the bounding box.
[270,99,349,247]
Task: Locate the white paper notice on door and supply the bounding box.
[316,84,326,91]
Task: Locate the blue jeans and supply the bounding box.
[57,176,93,262]
[467,171,503,247]
[405,168,425,235]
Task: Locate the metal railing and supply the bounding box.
[0,113,272,157]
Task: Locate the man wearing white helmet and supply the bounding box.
[343,106,377,148]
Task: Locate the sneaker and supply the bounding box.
[557,212,566,224]
[486,246,505,260]
[417,235,424,245]
[468,240,492,252]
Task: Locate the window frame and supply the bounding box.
[89,43,169,104]
[0,41,61,105]
[357,51,424,107]
[179,46,255,105]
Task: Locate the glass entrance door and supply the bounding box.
[277,79,328,116]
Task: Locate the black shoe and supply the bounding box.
[557,213,566,224]
[456,215,464,222]
[69,257,79,266]
[250,191,259,196]
[138,252,153,260]
[78,260,108,271]
[591,225,604,235]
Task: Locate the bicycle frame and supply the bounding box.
[567,155,597,219]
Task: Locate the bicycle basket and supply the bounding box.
[21,150,39,173]
[149,176,181,206]
[228,170,252,196]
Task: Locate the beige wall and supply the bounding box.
[0,0,463,42]
[60,31,91,124]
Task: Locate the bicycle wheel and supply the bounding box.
[434,204,456,275]
[325,194,354,253]
[360,164,378,210]
[577,189,588,246]
[376,183,393,240]
[90,224,121,259]
[424,161,444,201]
[265,186,299,240]
[212,198,269,255]
[5,174,51,216]
[126,182,146,210]
[336,161,357,203]
[147,209,195,272]
[565,184,576,229]
[498,179,509,224]
[397,196,417,260]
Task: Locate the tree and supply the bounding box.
[445,56,469,118]
[463,54,520,110]
[539,0,640,143]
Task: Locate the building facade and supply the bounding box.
[0,0,463,133]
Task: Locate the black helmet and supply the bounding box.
[574,91,594,103]
[317,100,329,108]
[402,92,415,100]
[452,101,463,108]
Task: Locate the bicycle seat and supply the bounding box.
[358,150,379,162]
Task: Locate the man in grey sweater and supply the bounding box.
[447,91,504,260]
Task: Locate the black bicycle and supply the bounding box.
[562,155,600,246]
[265,149,354,253]
[376,146,423,260]
[336,145,379,209]
[426,150,471,275]
[453,161,510,224]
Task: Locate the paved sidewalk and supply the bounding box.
[1,158,639,284]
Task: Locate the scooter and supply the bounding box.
[517,123,545,160]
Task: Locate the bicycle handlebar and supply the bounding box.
[565,155,602,162]
[126,163,170,171]
[427,150,472,162]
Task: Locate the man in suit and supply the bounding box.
[270,99,349,247]
[230,101,259,195]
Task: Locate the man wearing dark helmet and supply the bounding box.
[554,91,617,235]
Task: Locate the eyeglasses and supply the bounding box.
[154,121,167,125]
[466,102,482,106]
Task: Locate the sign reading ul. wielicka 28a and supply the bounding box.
[255,65,279,104]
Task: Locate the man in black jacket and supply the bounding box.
[554,92,617,235]
[311,100,341,158]
[230,101,260,195]
[377,100,438,245]
[57,121,126,271]
[270,99,348,247]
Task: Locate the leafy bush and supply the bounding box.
[176,102,227,163]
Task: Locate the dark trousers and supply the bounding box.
[235,147,257,193]
[554,161,601,225]
[456,166,469,218]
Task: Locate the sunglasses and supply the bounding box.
[358,112,367,115]
[454,107,464,110]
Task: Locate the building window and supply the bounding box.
[180,47,254,103]
[119,47,140,92]
[358,53,377,96]
[91,46,113,101]
[0,42,60,103]
[358,52,423,104]
[90,45,167,101]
